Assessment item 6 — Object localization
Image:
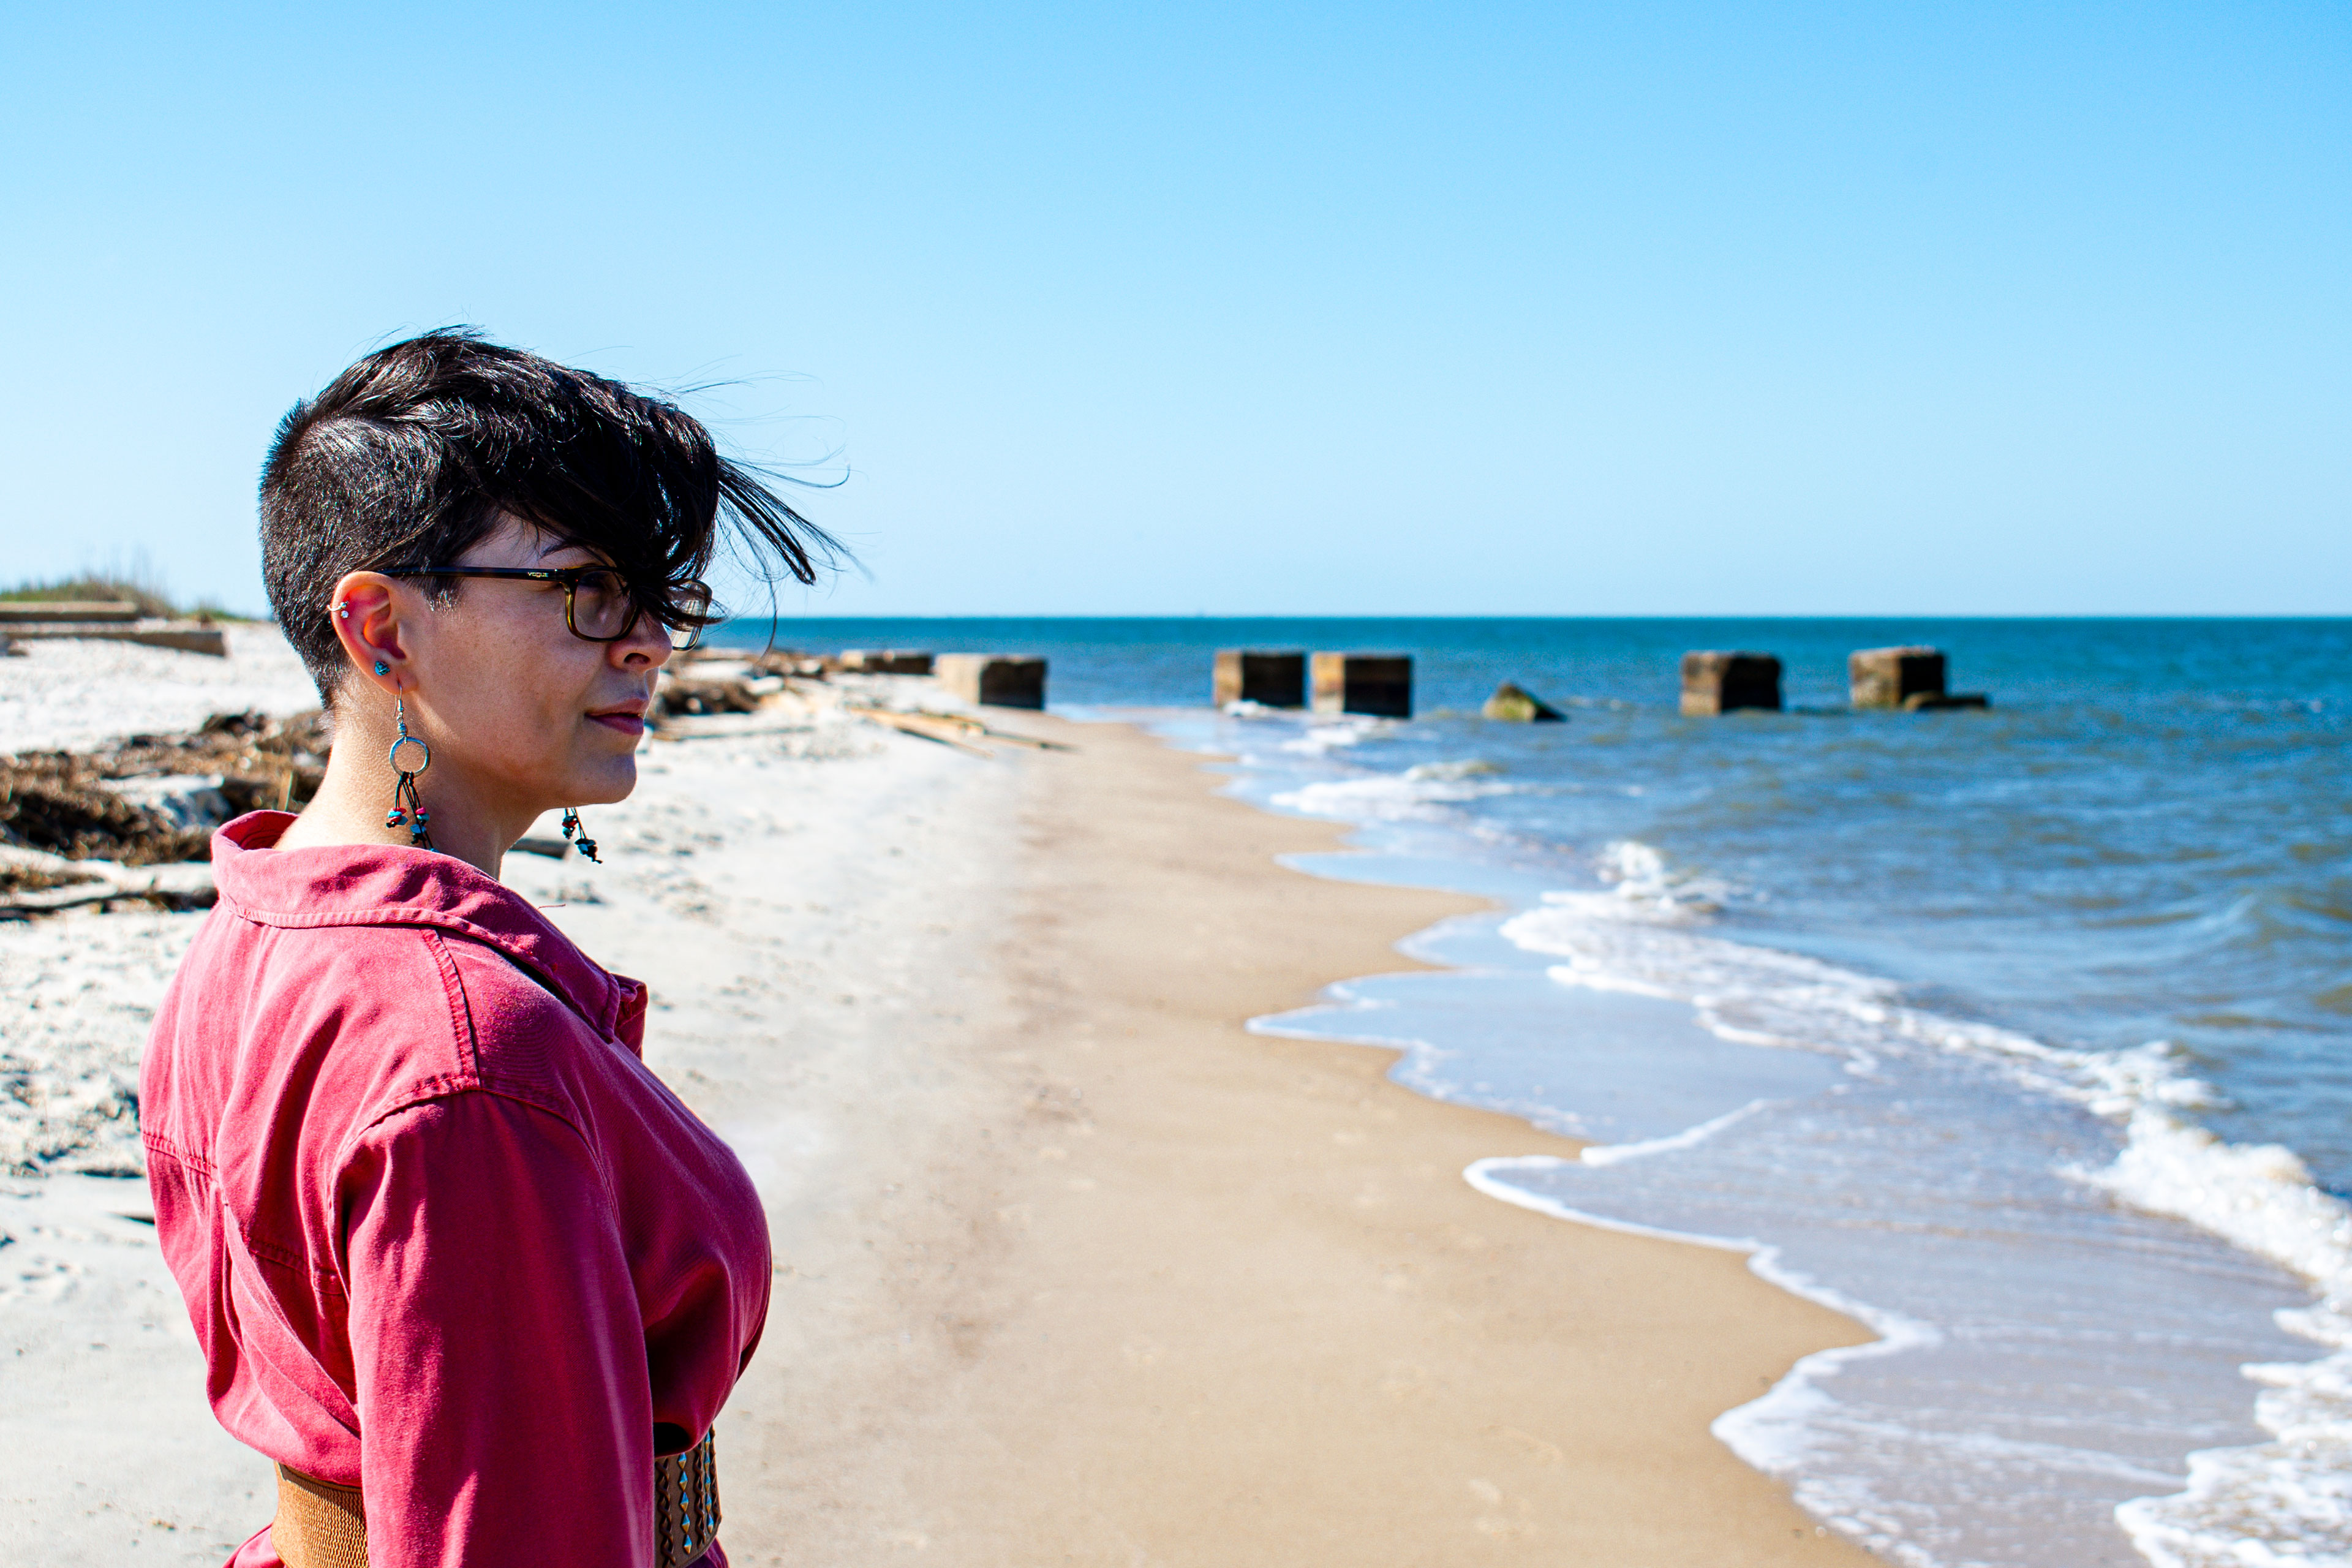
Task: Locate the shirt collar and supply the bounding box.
[208,812,636,1040]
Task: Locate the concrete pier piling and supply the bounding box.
[1483,681,1565,722]
[1849,646,1990,711]
[1680,651,1783,715]
[935,654,1047,709]
[1311,652,1413,718]
[1213,649,1307,709]
[838,649,935,675]
[1849,646,1944,709]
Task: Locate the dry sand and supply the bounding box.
[1,638,1877,1564]
[0,627,315,752]
[718,714,1879,1567]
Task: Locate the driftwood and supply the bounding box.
[843,705,1075,756]
[0,846,217,918]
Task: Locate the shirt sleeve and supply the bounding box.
[339,1091,652,1568]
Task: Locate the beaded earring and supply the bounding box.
[560,809,601,863]
[383,696,432,849]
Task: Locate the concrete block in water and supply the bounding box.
[1483,681,1565,722]
[1680,651,1782,715]
[1849,646,1947,709]
[1849,646,1990,711]
[1213,649,1306,708]
[1311,652,1412,718]
[936,654,1047,709]
[838,649,935,675]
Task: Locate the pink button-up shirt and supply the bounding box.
[141,813,771,1568]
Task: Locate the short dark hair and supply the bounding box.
[260,328,839,703]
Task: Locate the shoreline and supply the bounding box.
[721,714,1877,1563]
[1,671,1879,1563]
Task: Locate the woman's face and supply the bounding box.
[393,516,673,821]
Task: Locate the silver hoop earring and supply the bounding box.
[560,809,600,863]
[384,696,433,849]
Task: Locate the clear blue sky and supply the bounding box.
[3,2,2345,616]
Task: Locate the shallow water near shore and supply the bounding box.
[736,616,2352,1567]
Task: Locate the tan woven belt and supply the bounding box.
[271,1430,720,1568]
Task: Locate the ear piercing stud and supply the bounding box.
[337,603,349,619]
[375,660,390,676]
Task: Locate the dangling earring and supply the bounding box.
[560,809,600,864]
[384,696,433,850]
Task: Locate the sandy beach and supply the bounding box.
[1,636,1874,1565]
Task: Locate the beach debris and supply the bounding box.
[1213,649,1306,709]
[0,707,326,876]
[511,835,573,859]
[654,669,764,717]
[1,758,214,865]
[1849,646,1990,711]
[0,845,102,894]
[667,646,827,679]
[1311,652,1412,718]
[0,858,217,918]
[849,707,993,756]
[843,704,1074,756]
[1482,681,1566,722]
[0,600,230,657]
[1680,650,1782,715]
[101,774,235,830]
[935,654,1047,710]
[836,649,935,675]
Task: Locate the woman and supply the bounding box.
[140,331,834,1567]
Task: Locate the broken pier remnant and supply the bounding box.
[1213,649,1306,709]
[935,654,1047,709]
[0,600,228,657]
[1849,646,1990,711]
[1483,681,1565,722]
[837,649,935,675]
[1849,646,1944,709]
[1311,652,1412,718]
[1680,651,1782,715]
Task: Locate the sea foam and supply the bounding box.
[1499,839,2352,1567]
[1272,762,1513,823]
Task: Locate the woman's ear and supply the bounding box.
[329,571,409,694]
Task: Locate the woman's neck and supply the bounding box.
[273,715,526,878]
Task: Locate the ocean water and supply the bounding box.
[730,617,2352,1567]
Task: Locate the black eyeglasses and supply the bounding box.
[382,567,712,652]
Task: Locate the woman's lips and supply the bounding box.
[588,710,646,736]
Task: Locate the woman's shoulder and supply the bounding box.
[432,927,630,1089]
[148,907,617,1155]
